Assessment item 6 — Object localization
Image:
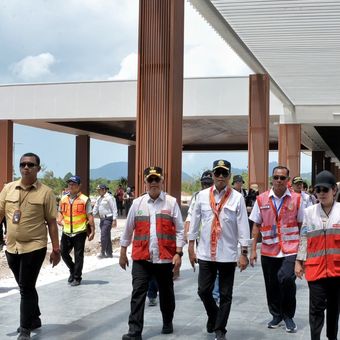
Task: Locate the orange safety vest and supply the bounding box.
[60,193,88,234]
[257,191,301,256]
[304,204,340,281]
[132,195,177,261]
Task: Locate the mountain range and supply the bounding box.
[90,161,311,181]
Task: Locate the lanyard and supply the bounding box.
[271,196,285,217]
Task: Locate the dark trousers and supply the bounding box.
[147,276,159,299]
[61,232,87,280]
[128,261,175,335]
[99,218,112,256]
[198,260,236,333]
[308,277,340,340]
[0,217,6,244]
[261,255,297,320]
[6,247,46,329]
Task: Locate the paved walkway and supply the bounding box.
[0,247,322,340]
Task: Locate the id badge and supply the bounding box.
[12,210,21,224]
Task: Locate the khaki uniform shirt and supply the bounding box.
[0,179,57,254]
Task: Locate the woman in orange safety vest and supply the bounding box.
[295,170,340,340]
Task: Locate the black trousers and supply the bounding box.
[261,254,297,320]
[127,261,175,335]
[60,232,87,280]
[6,247,46,329]
[308,277,340,340]
[147,276,158,299]
[99,217,112,256]
[198,260,236,333]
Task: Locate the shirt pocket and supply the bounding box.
[222,205,237,223]
[5,194,20,214]
[201,203,211,220]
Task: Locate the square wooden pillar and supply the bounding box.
[0,120,13,189]
[278,124,301,179]
[324,157,331,171]
[248,74,270,193]
[135,0,184,202]
[76,135,90,196]
[128,145,136,188]
[312,151,325,185]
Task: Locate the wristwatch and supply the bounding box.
[241,247,248,256]
[175,251,183,257]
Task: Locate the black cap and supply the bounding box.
[212,160,231,172]
[232,175,244,185]
[97,184,108,190]
[200,170,213,184]
[144,166,163,179]
[314,170,336,188]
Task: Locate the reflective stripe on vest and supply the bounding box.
[305,227,340,281]
[132,196,177,261]
[258,191,300,256]
[61,193,88,234]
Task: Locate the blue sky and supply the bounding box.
[3,1,312,178]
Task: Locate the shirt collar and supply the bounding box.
[213,185,228,194]
[147,191,165,203]
[16,179,39,190]
[269,187,291,199]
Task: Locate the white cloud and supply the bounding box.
[11,53,56,80]
[109,52,138,80]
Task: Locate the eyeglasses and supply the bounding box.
[213,169,229,177]
[146,176,161,183]
[19,162,37,168]
[315,187,330,194]
[272,175,287,181]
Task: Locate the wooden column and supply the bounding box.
[278,124,301,179]
[324,157,331,171]
[135,0,184,202]
[248,74,270,193]
[76,135,90,196]
[330,161,336,176]
[312,151,325,185]
[128,145,136,188]
[0,120,13,189]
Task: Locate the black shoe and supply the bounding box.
[97,253,106,259]
[106,254,113,258]
[17,317,42,333]
[161,322,173,334]
[284,318,297,333]
[122,333,142,340]
[215,330,226,340]
[70,279,81,286]
[17,327,31,340]
[206,317,215,333]
[68,274,74,283]
[267,316,282,329]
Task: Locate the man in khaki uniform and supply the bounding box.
[0,152,61,340]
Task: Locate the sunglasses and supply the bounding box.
[272,175,287,181]
[213,169,229,177]
[315,187,330,194]
[146,176,161,183]
[19,162,37,168]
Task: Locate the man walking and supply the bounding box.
[188,160,250,340]
[58,176,95,286]
[119,166,185,340]
[93,184,118,258]
[250,166,304,333]
[0,152,61,340]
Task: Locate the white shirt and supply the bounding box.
[120,191,185,263]
[301,191,315,209]
[249,188,304,257]
[92,192,118,219]
[188,186,250,262]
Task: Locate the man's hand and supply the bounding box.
[172,254,182,273]
[250,249,257,267]
[50,250,61,268]
[238,254,249,272]
[188,242,197,271]
[112,220,117,229]
[87,227,95,241]
[119,253,129,270]
[295,260,304,279]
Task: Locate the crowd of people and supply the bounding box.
[0,152,339,340]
